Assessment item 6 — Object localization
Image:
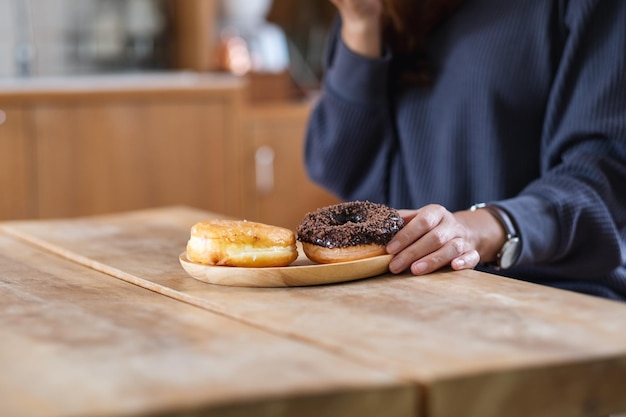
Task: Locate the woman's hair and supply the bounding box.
[383,0,464,84]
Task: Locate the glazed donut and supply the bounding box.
[186,219,298,267]
[297,201,404,264]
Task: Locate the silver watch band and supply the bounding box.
[470,203,521,269]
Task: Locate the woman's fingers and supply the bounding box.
[408,237,477,275]
[451,250,481,271]
[387,205,447,255]
[387,204,479,275]
[391,231,467,274]
[330,0,385,57]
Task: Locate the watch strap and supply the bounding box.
[470,203,521,268]
[482,205,518,240]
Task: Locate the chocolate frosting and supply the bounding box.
[297,201,404,248]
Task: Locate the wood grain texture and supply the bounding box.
[0,73,245,221]
[168,0,218,72]
[0,105,35,220]
[3,206,626,417]
[32,94,242,218]
[0,231,414,417]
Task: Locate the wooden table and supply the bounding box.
[2,206,626,417]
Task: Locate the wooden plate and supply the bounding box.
[178,249,393,287]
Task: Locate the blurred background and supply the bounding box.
[0,0,335,94]
[0,0,340,230]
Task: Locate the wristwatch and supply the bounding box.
[470,203,521,269]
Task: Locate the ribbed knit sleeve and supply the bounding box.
[304,23,395,202]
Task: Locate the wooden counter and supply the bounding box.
[0,72,242,101]
[2,206,626,417]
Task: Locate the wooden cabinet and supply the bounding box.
[33,100,240,218]
[0,105,36,219]
[0,74,244,220]
[0,74,338,226]
[241,102,339,231]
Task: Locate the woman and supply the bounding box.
[304,0,626,300]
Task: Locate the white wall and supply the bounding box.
[0,0,17,77]
[0,0,76,77]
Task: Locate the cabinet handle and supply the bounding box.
[255,145,275,195]
[0,110,6,126]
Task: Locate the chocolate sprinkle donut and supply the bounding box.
[297,201,404,249]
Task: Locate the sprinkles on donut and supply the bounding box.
[297,201,404,264]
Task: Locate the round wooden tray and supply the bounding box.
[179,250,393,287]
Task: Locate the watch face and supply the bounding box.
[499,237,521,269]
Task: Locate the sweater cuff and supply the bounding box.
[325,39,390,105]
[495,195,560,266]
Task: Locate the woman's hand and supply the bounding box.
[386,204,506,275]
[328,0,385,57]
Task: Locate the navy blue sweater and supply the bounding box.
[304,0,626,300]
